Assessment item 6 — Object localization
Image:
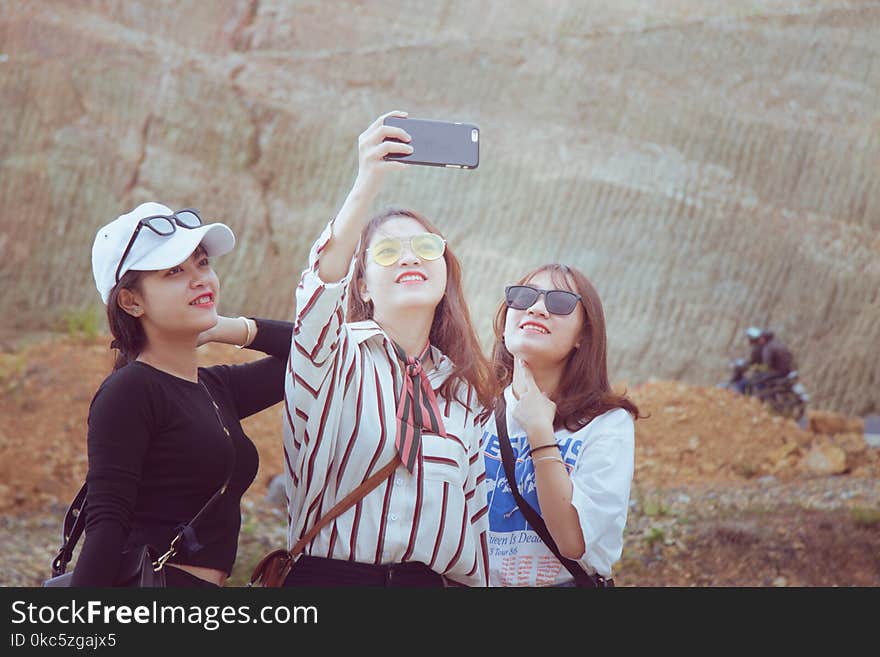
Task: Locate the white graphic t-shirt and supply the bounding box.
[482,386,635,587]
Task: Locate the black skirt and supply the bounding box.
[283,555,446,587]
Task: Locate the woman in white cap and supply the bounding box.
[71,202,292,587]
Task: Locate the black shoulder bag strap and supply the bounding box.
[51,470,231,577]
[50,473,230,578]
[51,381,234,577]
[495,398,608,588]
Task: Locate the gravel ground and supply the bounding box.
[4,475,877,588]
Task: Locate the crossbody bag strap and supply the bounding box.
[249,456,400,586]
[291,456,400,556]
[154,381,237,568]
[50,472,230,577]
[51,483,89,577]
[495,399,597,588]
[51,381,235,577]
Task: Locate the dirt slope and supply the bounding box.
[1,333,877,587]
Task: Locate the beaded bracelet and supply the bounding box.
[529,443,560,456]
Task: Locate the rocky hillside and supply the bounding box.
[1,1,878,415]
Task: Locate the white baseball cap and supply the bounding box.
[92,202,235,304]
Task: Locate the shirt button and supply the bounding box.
[389,513,398,521]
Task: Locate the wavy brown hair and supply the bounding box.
[348,208,498,413]
[491,263,641,430]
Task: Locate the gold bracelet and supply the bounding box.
[235,316,255,349]
[533,455,565,466]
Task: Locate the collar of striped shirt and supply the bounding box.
[348,320,453,387]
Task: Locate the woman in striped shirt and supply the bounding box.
[482,264,641,587]
[281,112,497,587]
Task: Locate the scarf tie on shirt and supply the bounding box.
[393,340,446,473]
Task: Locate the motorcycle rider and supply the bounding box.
[746,326,764,369]
[736,326,795,393]
[727,327,805,421]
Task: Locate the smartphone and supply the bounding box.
[383,116,480,169]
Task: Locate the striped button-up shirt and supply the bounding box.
[282,222,490,586]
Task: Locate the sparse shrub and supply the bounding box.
[645,526,665,546]
[643,498,671,518]
[851,507,880,528]
[0,352,27,395]
[61,307,101,341]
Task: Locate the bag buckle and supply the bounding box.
[592,573,613,588]
[153,535,180,571]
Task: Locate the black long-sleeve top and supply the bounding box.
[71,318,293,586]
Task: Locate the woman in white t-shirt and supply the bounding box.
[482,263,642,587]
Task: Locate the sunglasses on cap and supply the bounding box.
[115,209,203,283]
[366,232,447,267]
[504,285,582,316]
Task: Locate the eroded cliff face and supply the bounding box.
[1,1,878,414]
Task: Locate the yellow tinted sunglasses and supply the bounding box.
[367,232,447,267]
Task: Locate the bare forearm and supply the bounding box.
[316,112,411,283]
[200,316,257,348]
[529,426,586,559]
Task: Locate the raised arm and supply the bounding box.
[317,110,412,283]
[292,112,413,381]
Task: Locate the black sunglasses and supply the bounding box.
[115,208,203,283]
[505,285,582,316]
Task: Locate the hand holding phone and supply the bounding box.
[383,116,480,169]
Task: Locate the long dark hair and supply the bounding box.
[491,263,641,430]
[106,270,147,371]
[348,208,499,413]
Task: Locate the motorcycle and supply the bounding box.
[720,358,809,422]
